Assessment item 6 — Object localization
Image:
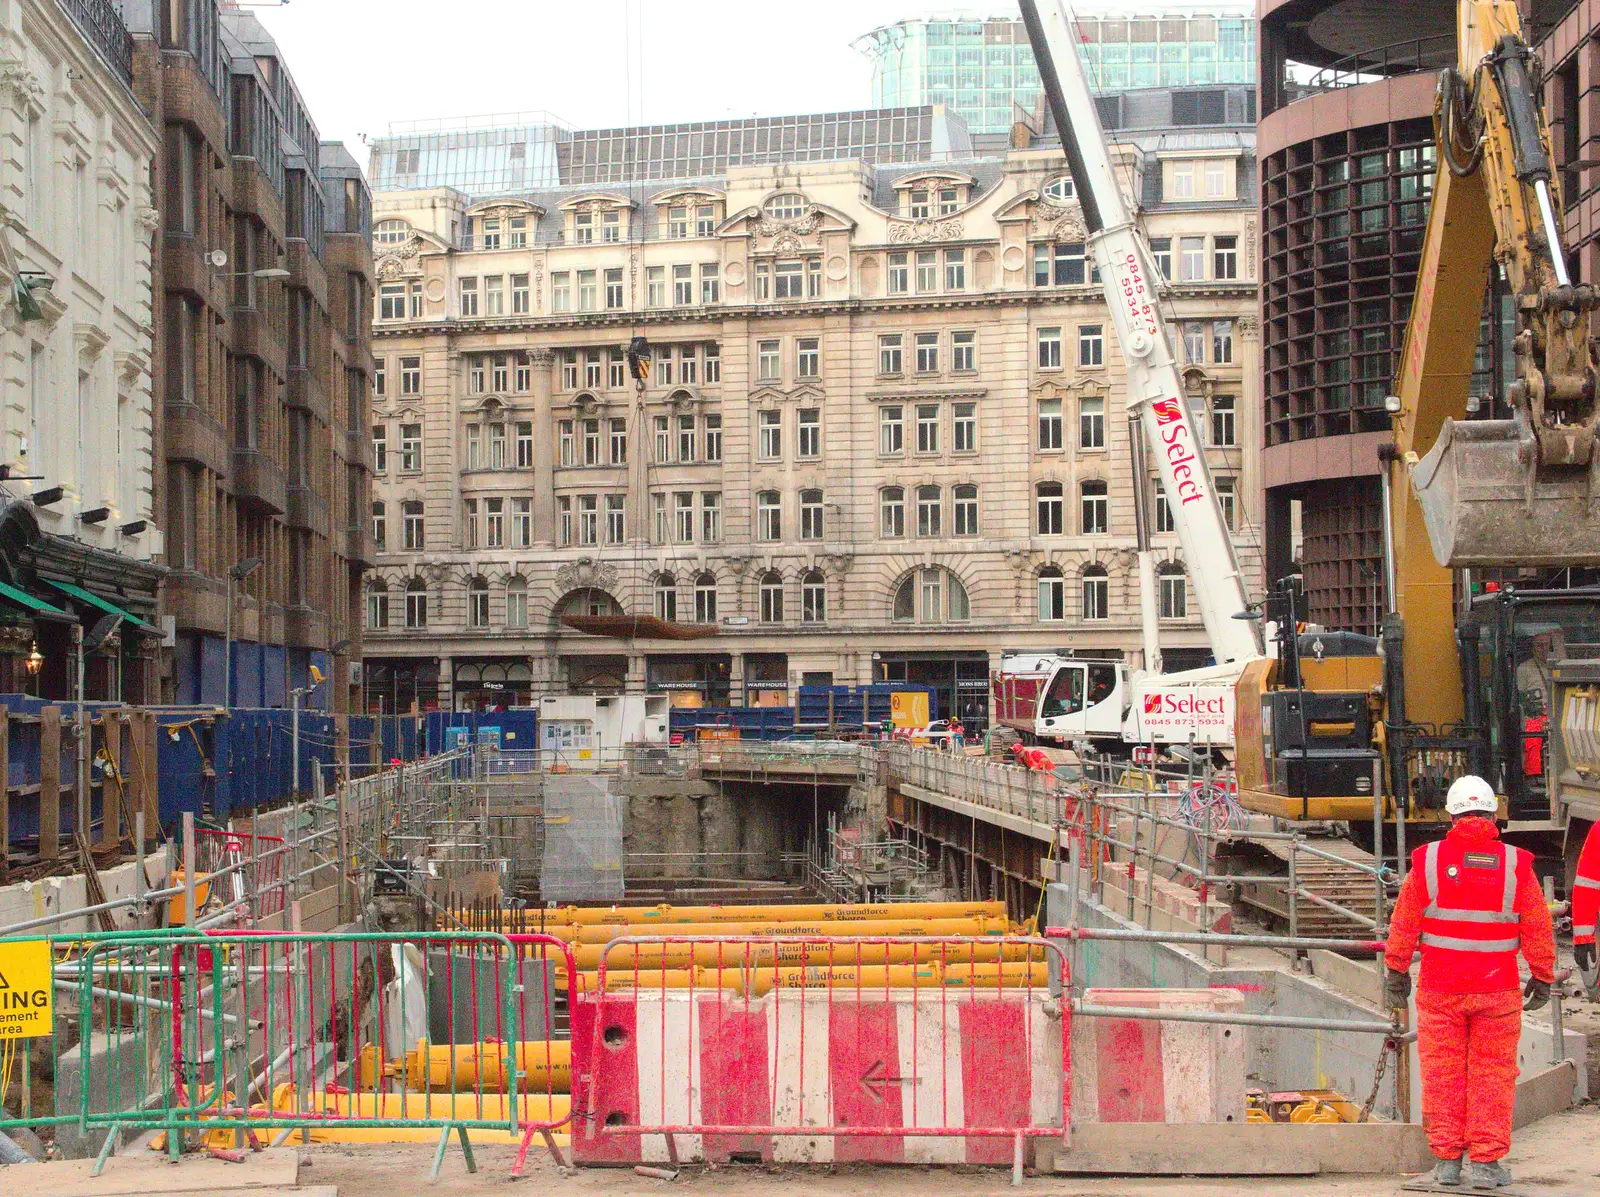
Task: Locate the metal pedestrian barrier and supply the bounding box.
[0,929,577,1180]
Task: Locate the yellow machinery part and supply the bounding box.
[358,1039,571,1094]
[166,870,212,926]
[943,961,1051,987]
[566,960,1050,997]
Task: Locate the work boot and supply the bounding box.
[1429,1156,1463,1186]
[1465,1160,1512,1189]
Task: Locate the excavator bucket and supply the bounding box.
[1411,417,1600,567]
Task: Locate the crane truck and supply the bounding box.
[991,0,1264,751]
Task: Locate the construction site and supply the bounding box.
[9,0,1600,1193]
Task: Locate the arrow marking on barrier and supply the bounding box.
[859,1058,916,1105]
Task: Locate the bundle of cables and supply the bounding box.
[1176,778,1249,834]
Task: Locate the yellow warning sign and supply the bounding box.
[0,938,53,1037]
[890,691,930,730]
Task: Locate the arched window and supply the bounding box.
[880,486,905,538]
[916,485,942,538]
[1159,562,1188,620]
[694,572,718,623]
[655,573,678,621]
[894,568,968,624]
[405,578,428,629]
[366,580,389,630]
[1043,175,1076,201]
[1082,565,1109,621]
[374,219,409,244]
[763,192,807,221]
[505,576,528,629]
[801,571,826,623]
[1038,567,1065,622]
[467,577,489,628]
[759,571,784,623]
[1036,481,1064,535]
[556,587,624,619]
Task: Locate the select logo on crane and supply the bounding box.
[1151,397,1206,507]
[1144,691,1228,717]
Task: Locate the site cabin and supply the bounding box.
[537,693,671,756]
[991,652,1237,749]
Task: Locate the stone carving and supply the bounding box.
[555,559,618,593]
[886,217,962,244]
[1236,313,1260,338]
[770,231,804,256]
[135,205,161,233]
[0,62,44,112]
[755,211,821,238]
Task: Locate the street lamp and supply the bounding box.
[224,557,263,709]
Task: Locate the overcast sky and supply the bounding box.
[247,0,981,174]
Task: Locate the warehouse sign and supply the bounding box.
[0,938,52,1037]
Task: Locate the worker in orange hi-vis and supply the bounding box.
[1383,775,1555,1190]
[1573,819,1600,993]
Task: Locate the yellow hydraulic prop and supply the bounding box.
[267,1083,568,1144]
[514,899,1009,928]
[358,1038,571,1094]
[566,959,1051,996]
[566,913,1011,946]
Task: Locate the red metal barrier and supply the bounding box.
[569,934,1070,1170]
[192,827,288,920]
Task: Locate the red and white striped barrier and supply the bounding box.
[572,985,1065,1165]
[1069,987,1247,1124]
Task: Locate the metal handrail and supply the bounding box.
[1297,34,1456,96]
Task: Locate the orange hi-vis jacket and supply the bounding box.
[1573,819,1600,947]
[1385,817,1555,994]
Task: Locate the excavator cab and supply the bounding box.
[1456,587,1600,820]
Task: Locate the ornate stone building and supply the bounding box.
[0,0,161,700]
[364,102,1261,721]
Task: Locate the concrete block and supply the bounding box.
[1512,1059,1579,1129]
[1044,1121,1433,1175]
[1310,948,1382,1007]
[53,1028,154,1159]
[1070,987,1247,1124]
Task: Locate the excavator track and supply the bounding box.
[1234,839,1386,940]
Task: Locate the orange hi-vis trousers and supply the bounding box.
[1416,987,1523,1163]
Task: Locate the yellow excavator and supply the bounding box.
[1236,0,1600,858]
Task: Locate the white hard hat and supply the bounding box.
[1445,774,1498,817]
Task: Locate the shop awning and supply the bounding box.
[0,579,69,618]
[44,579,158,633]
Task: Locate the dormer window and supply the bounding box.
[1043,175,1076,202]
[696,203,717,235]
[602,209,621,242]
[938,187,960,215]
[508,216,527,247]
[374,219,409,244]
[764,193,807,221]
[669,206,688,238]
[910,188,931,219]
[898,176,971,217]
[481,217,501,250]
[574,209,593,243]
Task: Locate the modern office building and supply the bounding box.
[857,7,1257,138]
[125,2,374,709]
[363,94,1262,720]
[0,0,162,701]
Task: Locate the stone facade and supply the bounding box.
[365,126,1261,720]
[0,0,161,700]
[126,2,372,709]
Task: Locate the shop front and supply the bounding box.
[452,658,533,711]
[743,652,789,707]
[646,653,732,708]
[365,658,440,714]
[563,654,628,694]
[873,651,992,730]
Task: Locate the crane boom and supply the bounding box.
[1019,0,1261,669]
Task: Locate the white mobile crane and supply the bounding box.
[991,0,1263,749]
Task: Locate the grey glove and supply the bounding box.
[1575,941,1595,974]
[1383,968,1411,1009]
[1523,976,1551,1011]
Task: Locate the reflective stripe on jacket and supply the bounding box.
[1385,817,1555,994]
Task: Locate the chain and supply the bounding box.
[1358,1035,1395,1123]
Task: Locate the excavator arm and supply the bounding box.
[1398,0,1600,568]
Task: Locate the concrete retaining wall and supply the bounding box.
[0,851,171,934]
